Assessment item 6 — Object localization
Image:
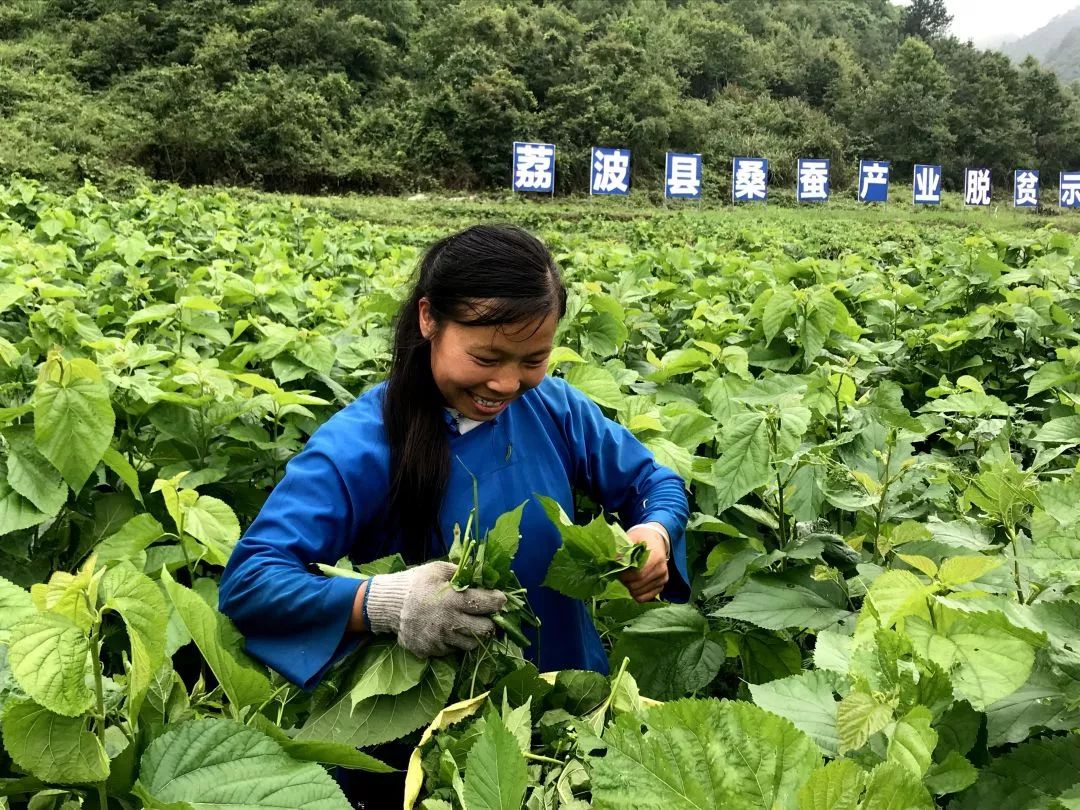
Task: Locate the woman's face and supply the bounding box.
[419,298,557,421]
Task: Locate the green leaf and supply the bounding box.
[101,447,144,504]
[644,437,694,482]
[161,569,272,710]
[538,496,640,600]
[33,356,115,491]
[1028,362,1080,397]
[462,712,528,810]
[905,610,1037,710]
[481,503,525,588]
[7,613,94,717]
[248,716,395,774]
[836,691,894,753]
[923,751,978,796]
[775,404,812,458]
[985,659,1080,746]
[714,570,851,631]
[180,497,240,566]
[4,426,67,516]
[30,563,100,631]
[94,514,165,565]
[101,563,167,717]
[1028,477,1080,578]
[802,292,841,362]
[564,365,624,411]
[862,570,933,628]
[126,303,177,326]
[0,473,49,535]
[611,605,725,701]
[0,575,33,634]
[645,348,710,383]
[292,334,336,375]
[812,630,852,676]
[297,658,455,748]
[134,718,350,809]
[795,758,866,810]
[921,391,1010,418]
[356,554,406,577]
[1034,416,1080,443]
[750,670,841,756]
[548,670,610,715]
[1,700,109,784]
[860,382,924,433]
[896,554,937,578]
[346,640,428,708]
[738,630,807,686]
[927,517,994,551]
[937,555,1001,588]
[950,734,1080,810]
[886,706,936,776]
[591,699,821,810]
[860,762,935,810]
[547,346,585,369]
[706,411,772,512]
[763,285,797,345]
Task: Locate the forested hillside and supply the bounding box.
[1001,6,1080,82]
[1,0,1079,194]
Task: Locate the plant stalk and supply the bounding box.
[1004,522,1026,603]
[871,432,896,551]
[90,628,109,810]
[524,752,564,766]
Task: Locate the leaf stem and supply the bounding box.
[871,431,897,551]
[89,624,109,810]
[1004,522,1026,603]
[524,752,564,766]
[177,510,194,582]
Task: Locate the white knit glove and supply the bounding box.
[365,561,507,658]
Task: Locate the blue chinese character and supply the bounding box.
[665,152,702,199]
[732,158,768,203]
[1061,172,1080,208]
[1014,170,1039,208]
[858,160,890,203]
[797,159,830,202]
[512,142,555,193]
[913,164,942,205]
[590,147,631,196]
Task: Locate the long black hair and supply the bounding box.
[383,224,567,562]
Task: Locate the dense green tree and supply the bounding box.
[902,0,952,41]
[860,37,954,173]
[1016,56,1080,178]
[936,42,1033,182]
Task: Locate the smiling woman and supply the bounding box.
[216,223,689,803]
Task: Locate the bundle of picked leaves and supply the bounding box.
[449,501,539,650]
[304,501,541,752]
[537,495,649,600]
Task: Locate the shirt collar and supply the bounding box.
[443,407,501,434]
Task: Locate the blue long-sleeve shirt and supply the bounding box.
[218,375,689,689]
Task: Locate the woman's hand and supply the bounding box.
[355,561,507,657]
[618,524,670,602]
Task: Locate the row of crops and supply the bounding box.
[2,179,1080,808]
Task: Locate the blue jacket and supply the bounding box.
[218,375,690,689]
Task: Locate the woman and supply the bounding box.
[218,222,689,695]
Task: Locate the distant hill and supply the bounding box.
[1000,5,1080,80]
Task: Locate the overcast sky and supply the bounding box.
[893,0,1079,45]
